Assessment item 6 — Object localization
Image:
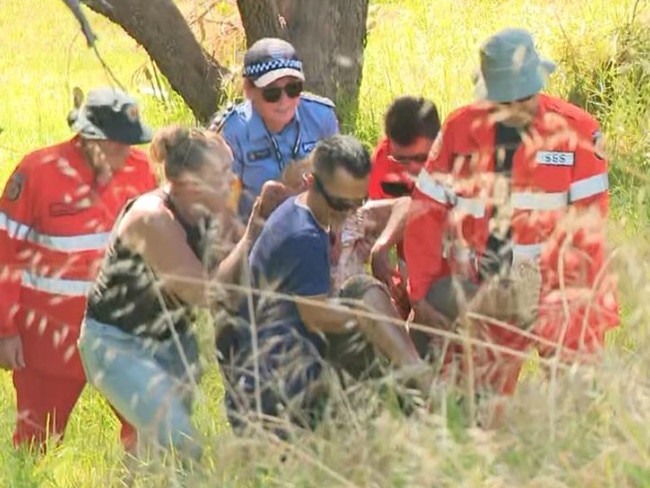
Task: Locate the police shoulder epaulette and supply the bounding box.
[208,102,238,132]
[301,91,336,109]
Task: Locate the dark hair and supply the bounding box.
[312,135,371,180]
[384,96,441,145]
[149,125,232,179]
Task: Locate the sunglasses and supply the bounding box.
[261,81,304,103]
[313,174,366,212]
[387,153,429,165]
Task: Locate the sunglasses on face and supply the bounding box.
[387,153,429,165]
[313,174,366,212]
[261,81,304,103]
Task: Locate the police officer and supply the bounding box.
[210,37,339,220]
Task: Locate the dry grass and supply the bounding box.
[2,0,650,486]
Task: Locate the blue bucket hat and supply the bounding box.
[477,28,556,103]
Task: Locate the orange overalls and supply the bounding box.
[0,136,157,447]
[404,94,620,396]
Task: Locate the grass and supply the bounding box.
[2,0,650,486]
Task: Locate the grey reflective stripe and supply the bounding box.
[27,230,110,252]
[511,191,568,211]
[416,171,449,205]
[21,271,92,297]
[455,196,486,218]
[0,212,31,240]
[513,243,543,259]
[569,173,609,202]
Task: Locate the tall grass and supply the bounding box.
[1,0,650,486]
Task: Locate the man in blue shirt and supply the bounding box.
[210,37,339,221]
[217,135,425,435]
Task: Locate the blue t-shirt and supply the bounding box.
[244,196,330,351]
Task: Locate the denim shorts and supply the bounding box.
[78,316,202,460]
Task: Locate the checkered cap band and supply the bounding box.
[244,58,303,78]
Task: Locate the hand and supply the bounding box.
[0,335,25,370]
[369,241,394,288]
[245,181,291,237]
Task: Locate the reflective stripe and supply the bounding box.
[511,191,568,211]
[21,271,92,297]
[0,212,31,240]
[28,230,110,252]
[416,171,449,205]
[454,246,475,263]
[455,196,486,218]
[569,173,609,202]
[513,243,543,260]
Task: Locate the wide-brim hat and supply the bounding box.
[68,87,152,145]
[243,37,305,88]
[475,28,556,103]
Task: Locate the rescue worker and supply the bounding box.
[365,96,442,322]
[209,37,339,221]
[0,87,157,450]
[368,96,441,200]
[404,28,620,400]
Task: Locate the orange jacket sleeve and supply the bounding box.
[0,159,36,337]
[404,127,454,302]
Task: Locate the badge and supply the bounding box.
[3,173,24,201]
[247,148,272,162]
[535,151,575,166]
[301,141,316,153]
[593,130,606,160]
[125,104,140,123]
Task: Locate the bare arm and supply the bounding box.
[120,195,214,308]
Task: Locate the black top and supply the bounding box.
[86,190,213,340]
[478,123,524,282]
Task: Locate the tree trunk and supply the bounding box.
[235,0,287,46]
[286,0,369,113]
[81,0,228,123]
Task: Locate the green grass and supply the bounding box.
[2,0,650,486]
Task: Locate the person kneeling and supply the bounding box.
[216,135,428,438]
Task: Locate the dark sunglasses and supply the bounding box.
[313,174,366,212]
[261,81,304,103]
[387,153,429,165]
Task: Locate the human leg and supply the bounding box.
[78,317,202,461]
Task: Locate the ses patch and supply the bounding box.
[3,173,25,201]
[535,151,575,167]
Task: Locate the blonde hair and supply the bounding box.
[149,125,233,179]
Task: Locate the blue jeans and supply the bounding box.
[78,316,202,460]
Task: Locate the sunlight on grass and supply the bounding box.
[2,0,650,486]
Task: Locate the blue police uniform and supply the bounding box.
[210,93,339,220]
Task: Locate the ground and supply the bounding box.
[1,0,650,486]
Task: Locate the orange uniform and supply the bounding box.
[404,94,619,394]
[0,135,157,446]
